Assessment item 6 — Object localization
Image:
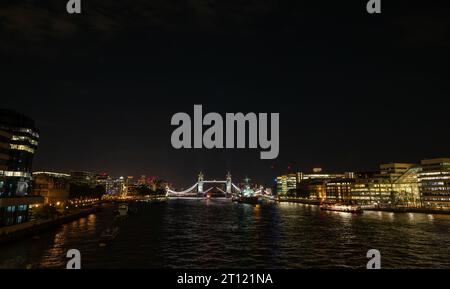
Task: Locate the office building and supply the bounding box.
[70,171,95,186]
[326,178,355,203]
[276,173,297,195]
[0,110,43,227]
[419,158,450,209]
[277,168,354,199]
[379,163,416,180]
[95,173,114,194]
[33,171,70,209]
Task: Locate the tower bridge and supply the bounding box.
[166,172,269,198]
[166,172,268,198]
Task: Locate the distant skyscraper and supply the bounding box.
[95,173,114,194]
[125,176,135,195]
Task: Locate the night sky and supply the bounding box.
[1,0,449,187]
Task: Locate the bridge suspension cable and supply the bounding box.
[166,182,198,194]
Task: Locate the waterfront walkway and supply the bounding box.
[0,206,101,244]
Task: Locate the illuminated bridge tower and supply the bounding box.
[197,171,204,195]
[226,172,232,195]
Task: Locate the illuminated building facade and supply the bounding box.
[277,169,354,199]
[115,176,126,196]
[125,176,136,195]
[297,169,353,182]
[70,171,95,186]
[297,179,326,200]
[286,173,297,192]
[349,178,393,206]
[419,158,450,209]
[379,163,415,180]
[0,110,43,227]
[95,173,114,194]
[276,173,297,195]
[276,175,287,195]
[98,176,127,196]
[349,163,420,207]
[33,171,70,209]
[276,164,424,207]
[390,166,421,207]
[326,179,355,203]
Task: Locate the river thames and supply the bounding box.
[1,199,450,269]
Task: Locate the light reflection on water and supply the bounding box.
[0,200,449,269]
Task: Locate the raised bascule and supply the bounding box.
[166,172,266,198]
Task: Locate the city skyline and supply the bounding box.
[3,108,448,217]
[1,105,449,188]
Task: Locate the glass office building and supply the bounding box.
[0,109,43,227]
[419,158,450,209]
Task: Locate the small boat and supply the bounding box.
[100,226,119,243]
[320,203,363,214]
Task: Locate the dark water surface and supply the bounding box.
[1,199,449,269]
